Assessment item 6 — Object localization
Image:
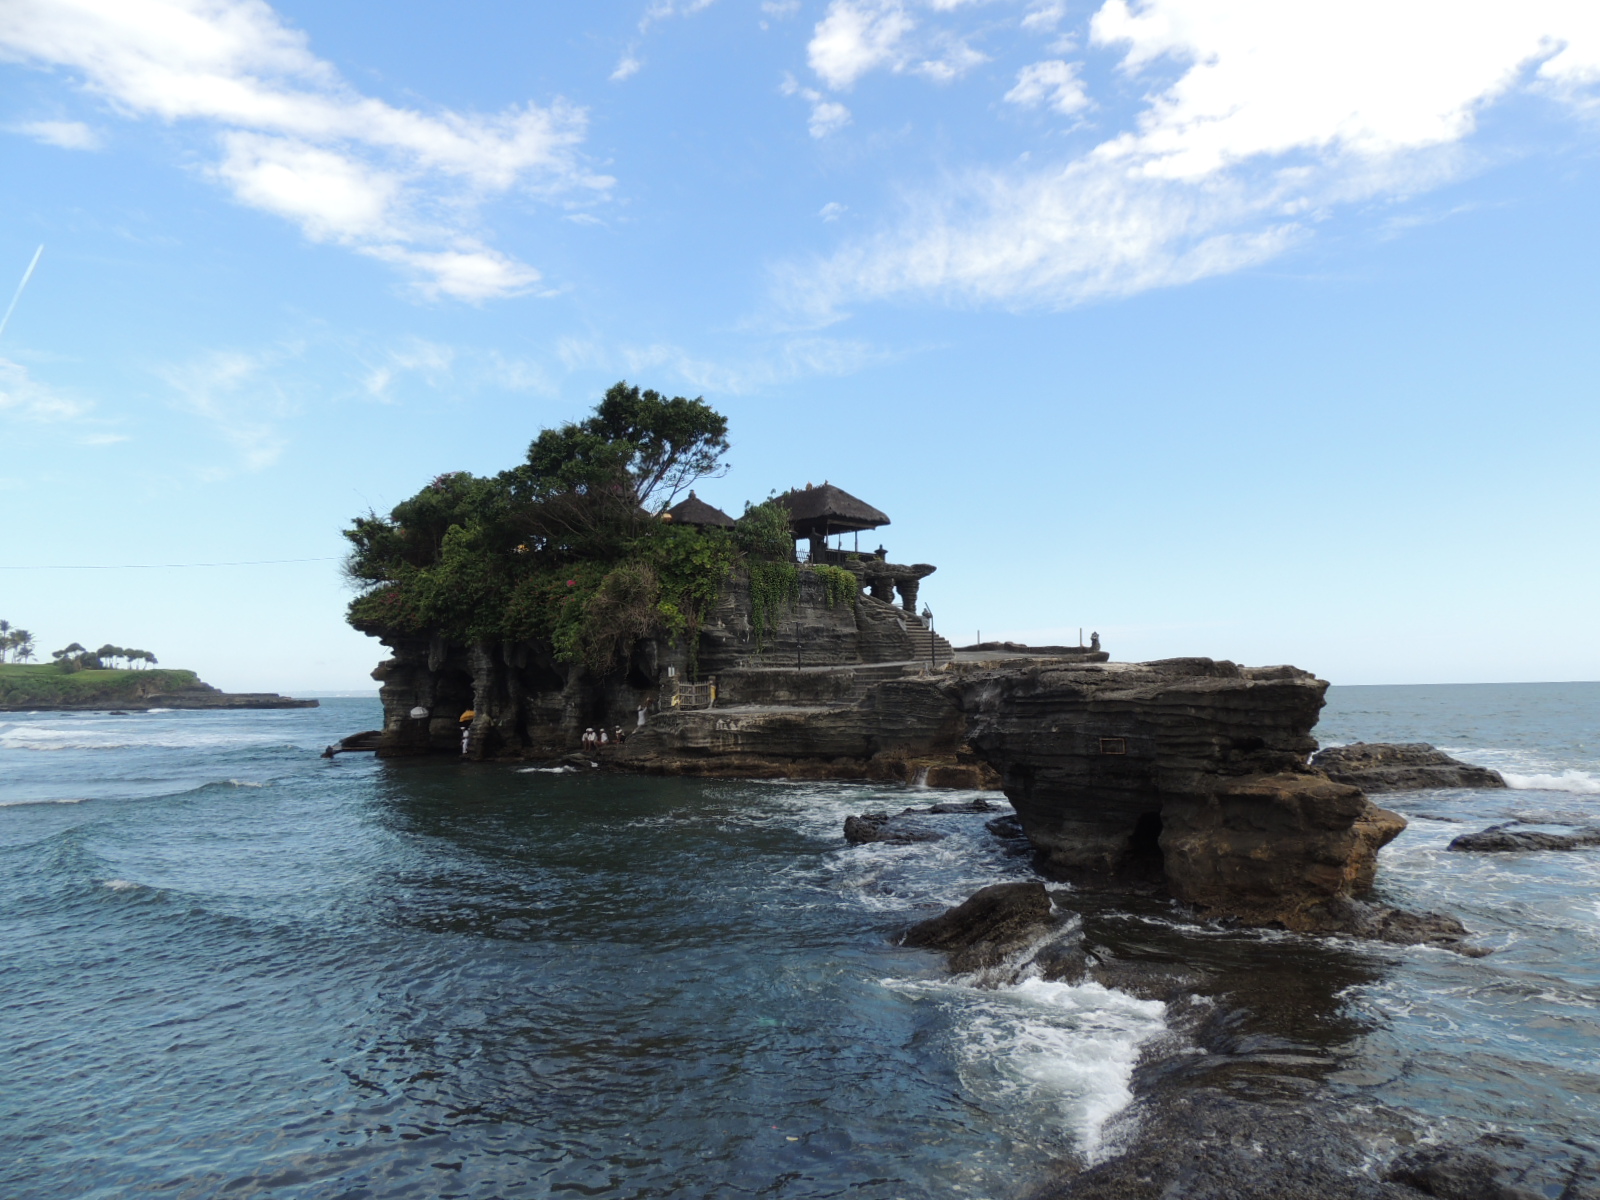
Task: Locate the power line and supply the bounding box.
[0,556,341,570]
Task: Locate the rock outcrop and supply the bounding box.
[1448,823,1600,852]
[900,881,1056,972]
[958,658,1409,929]
[1312,742,1507,791]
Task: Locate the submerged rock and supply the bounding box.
[901,881,1055,972]
[1296,898,1485,954]
[1312,742,1507,792]
[897,798,997,815]
[842,813,945,844]
[1384,1141,1563,1200]
[1447,823,1600,852]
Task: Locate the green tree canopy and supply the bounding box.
[342,383,743,676]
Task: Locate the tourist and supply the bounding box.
[614,726,626,745]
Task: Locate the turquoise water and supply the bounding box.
[1,685,1596,1198]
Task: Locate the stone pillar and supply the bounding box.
[896,577,920,614]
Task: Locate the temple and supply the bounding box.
[366,479,1108,773]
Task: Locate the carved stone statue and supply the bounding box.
[1090,631,1101,652]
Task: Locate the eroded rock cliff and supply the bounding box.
[958,658,1409,929]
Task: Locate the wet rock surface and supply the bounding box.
[900,881,1056,972]
[1294,898,1484,953]
[842,813,946,844]
[1448,823,1600,852]
[1312,742,1507,792]
[1382,1140,1556,1200]
[1017,891,1592,1200]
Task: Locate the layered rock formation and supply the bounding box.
[958,658,1408,929]
[1312,742,1507,791]
[1448,823,1600,852]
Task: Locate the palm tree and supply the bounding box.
[13,631,35,663]
[0,620,10,663]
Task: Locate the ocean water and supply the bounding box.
[0,684,1595,1198]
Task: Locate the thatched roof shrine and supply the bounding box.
[662,491,735,528]
[774,482,890,538]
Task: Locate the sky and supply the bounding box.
[2,0,1598,693]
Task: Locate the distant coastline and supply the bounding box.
[0,664,317,711]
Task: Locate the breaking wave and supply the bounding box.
[1502,770,1600,795]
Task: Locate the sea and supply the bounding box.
[1,683,1596,1199]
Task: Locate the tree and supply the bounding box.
[52,642,87,673]
[13,631,35,663]
[0,620,9,662]
[517,382,730,513]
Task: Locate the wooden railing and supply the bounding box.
[669,678,717,710]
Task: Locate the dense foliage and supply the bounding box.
[0,664,198,706]
[344,383,824,677]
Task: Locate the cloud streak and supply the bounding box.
[0,0,610,300]
[790,0,1600,314]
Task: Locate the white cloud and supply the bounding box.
[809,0,917,89]
[12,118,102,149]
[820,201,848,220]
[808,98,854,137]
[0,0,608,300]
[1004,59,1088,114]
[1021,3,1066,33]
[790,0,1600,313]
[781,74,854,138]
[0,356,89,422]
[911,36,988,83]
[611,54,643,82]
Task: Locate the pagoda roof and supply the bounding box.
[662,491,735,528]
[773,482,890,536]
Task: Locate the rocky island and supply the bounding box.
[338,384,1489,940]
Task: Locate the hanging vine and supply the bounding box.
[809,564,859,610]
[748,560,799,652]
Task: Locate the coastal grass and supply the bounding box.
[0,663,201,708]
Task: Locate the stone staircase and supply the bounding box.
[900,613,955,666]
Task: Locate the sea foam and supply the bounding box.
[1503,769,1600,795]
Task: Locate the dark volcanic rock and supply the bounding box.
[1296,898,1483,953]
[1448,823,1600,852]
[898,798,996,815]
[842,813,946,844]
[1383,1143,1550,1200]
[1034,1092,1419,1200]
[1312,742,1507,792]
[901,881,1054,972]
[960,659,1409,928]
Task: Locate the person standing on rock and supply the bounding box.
[459,710,474,755]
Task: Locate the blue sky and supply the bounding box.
[2,0,1598,692]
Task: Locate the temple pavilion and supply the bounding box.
[661,491,735,528]
[773,482,890,564]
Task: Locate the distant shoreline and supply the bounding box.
[0,664,316,711]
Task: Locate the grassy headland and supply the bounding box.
[0,663,202,709]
